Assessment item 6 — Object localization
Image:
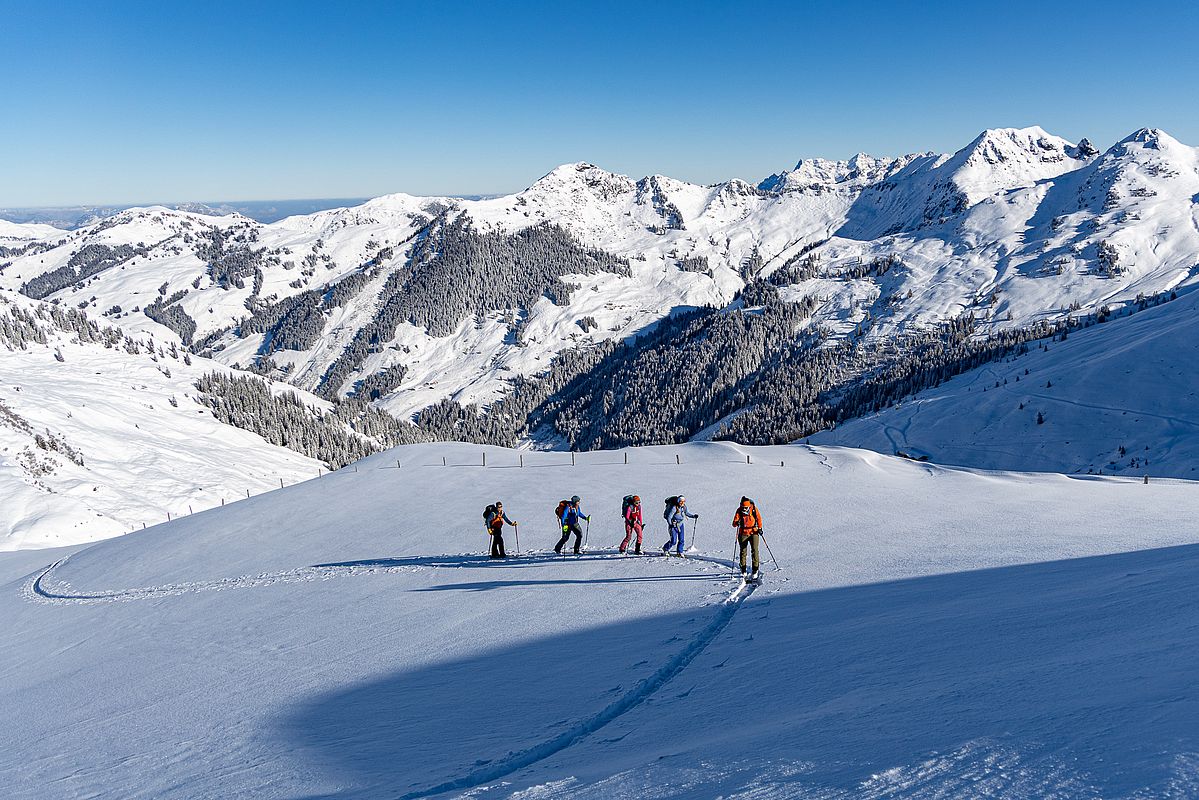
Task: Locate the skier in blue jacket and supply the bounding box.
[662,495,699,556]
[555,495,591,555]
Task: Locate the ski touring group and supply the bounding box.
[482,495,773,582]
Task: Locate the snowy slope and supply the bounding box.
[0,289,327,550]
[1,441,1197,798]
[3,127,1196,421]
[810,286,1199,477]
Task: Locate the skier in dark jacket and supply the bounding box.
[555,495,591,555]
[485,501,517,559]
[662,495,699,556]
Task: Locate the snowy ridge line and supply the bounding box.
[21,548,742,606]
[395,571,757,800]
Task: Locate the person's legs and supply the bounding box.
[674,522,685,554]
[750,533,760,572]
[570,523,584,553]
[555,529,569,553]
[620,522,632,552]
[634,523,643,552]
[496,532,506,558]
[738,535,748,571]
[491,533,501,558]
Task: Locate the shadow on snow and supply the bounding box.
[280,543,1199,799]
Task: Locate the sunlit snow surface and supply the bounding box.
[2,442,1196,798]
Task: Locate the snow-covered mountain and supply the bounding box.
[4,126,1196,423]
[3,441,1197,798]
[3,125,1199,546]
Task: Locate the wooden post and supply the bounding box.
[781,461,785,467]
[443,456,447,466]
[520,454,524,468]
[280,477,285,489]
[142,522,147,529]
[747,454,751,464]
[221,498,225,506]
[189,505,193,515]
[624,452,628,465]
[246,488,251,498]
[354,465,358,473]
[1144,475,1149,484]
[318,469,322,479]
[483,452,486,467]
[167,512,171,521]
[398,460,402,469]
[676,454,680,465]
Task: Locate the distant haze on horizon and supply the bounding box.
[4,0,1198,207]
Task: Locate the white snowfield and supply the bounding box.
[0,290,326,550]
[2,441,1196,798]
[813,282,1199,477]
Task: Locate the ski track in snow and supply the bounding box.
[395,571,758,800]
[20,547,761,800]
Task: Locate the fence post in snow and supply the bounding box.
[142,523,146,529]
[397,460,401,470]
[747,454,751,465]
[221,498,225,506]
[676,454,680,465]
[520,454,524,468]
[483,452,486,467]
[246,489,250,498]
[572,451,576,466]
[624,452,628,465]
[167,512,171,522]
[443,456,447,467]
[280,478,285,489]
[189,505,193,515]
[1144,475,1149,484]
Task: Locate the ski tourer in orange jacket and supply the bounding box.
[732,497,763,575]
[732,498,762,535]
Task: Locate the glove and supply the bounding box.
[563,525,570,533]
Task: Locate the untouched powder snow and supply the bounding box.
[2,441,1197,798]
[810,286,1199,477]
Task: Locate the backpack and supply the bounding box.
[736,498,761,531]
[555,499,571,521]
[483,504,497,522]
[663,496,679,521]
[622,495,636,517]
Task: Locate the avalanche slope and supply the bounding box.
[810,285,1199,477]
[2,441,1197,798]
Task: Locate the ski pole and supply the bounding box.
[514,523,520,555]
[693,517,700,551]
[584,518,590,551]
[760,531,780,571]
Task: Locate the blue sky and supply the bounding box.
[4,0,1198,206]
